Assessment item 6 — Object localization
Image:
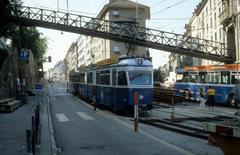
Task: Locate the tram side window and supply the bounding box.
[221,71,230,84]
[182,72,189,82]
[208,72,220,84]
[189,72,198,83]
[96,72,100,84]
[112,70,117,86]
[176,73,183,82]
[199,72,207,83]
[231,74,240,84]
[118,71,127,86]
[100,70,110,85]
[87,72,92,84]
[80,74,85,83]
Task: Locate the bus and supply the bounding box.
[175,64,240,107]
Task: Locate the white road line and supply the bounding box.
[76,112,95,120]
[56,113,70,122]
[50,94,69,96]
[73,95,193,154]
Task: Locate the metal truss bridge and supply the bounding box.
[8,6,235,63]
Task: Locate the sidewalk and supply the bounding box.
[0,86,53,155]
[0,96,38,155]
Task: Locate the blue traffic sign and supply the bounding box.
[19,50,30,60]
[35,84,43,90]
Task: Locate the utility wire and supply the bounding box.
[152,0,187,16]
[151,0,168,8]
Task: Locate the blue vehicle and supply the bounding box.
[69,57,153,112]
[175,64,240,107]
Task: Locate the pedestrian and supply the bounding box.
[207,86,215,110]
[199,86,206,111]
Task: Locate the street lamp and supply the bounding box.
[136,0,138,25]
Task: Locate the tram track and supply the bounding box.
[146,101,239,140]
[139,118,210,140]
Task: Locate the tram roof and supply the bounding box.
[70,57,153,74]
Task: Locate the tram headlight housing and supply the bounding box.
[139,94,144,100]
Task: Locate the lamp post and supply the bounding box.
[136,0,138,25]
[66,0,69,13]
[57,0,59,11]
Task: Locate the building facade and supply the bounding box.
[91,0,150,64]
[77,35,92,68]
[176,0,240,68]
[65,42,78,80]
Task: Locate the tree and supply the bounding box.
[0,0,22,37]
[0,0,48,69]
[154,66,166,82]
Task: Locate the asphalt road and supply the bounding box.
[47,81,223,155]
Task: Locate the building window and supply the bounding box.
[219,28,222,40]
[214,13,217,28]
[210,0,212,10]
[112,9,120,17]
[210,17,213,28]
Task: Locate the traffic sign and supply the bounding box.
[35,84,43,90]
[19,50,30,60]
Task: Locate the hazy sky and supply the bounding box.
[21,0,200,70]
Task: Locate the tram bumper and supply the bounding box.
[129,88,153,111]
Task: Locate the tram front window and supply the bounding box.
[128,71,152,85]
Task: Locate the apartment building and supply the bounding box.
[91,0,150,64]
[220,0,240,61]
[176,0,240,68]
[65,42,78,80]
[77,35,92,68]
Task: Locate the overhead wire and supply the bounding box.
[151,0,187,16]
[150,0,168,8]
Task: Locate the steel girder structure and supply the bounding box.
[9,6,234,63]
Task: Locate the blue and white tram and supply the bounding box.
[69,57,153,112]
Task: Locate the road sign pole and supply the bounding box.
[134,92,139,132]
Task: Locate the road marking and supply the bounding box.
[56,113,70,122]
[73,94,193,154]
[50,94,69,97]
[76,112,94,120]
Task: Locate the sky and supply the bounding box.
[21,0,201,70]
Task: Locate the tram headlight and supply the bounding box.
[139,94,144,100]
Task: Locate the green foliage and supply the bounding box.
[0,0,48,68]
[12,27,48,66]
[0,0,22,37]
